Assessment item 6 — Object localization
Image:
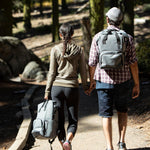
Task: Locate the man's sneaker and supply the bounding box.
[63,140,72,150]
[118,142,127,150]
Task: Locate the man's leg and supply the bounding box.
[102,117,114,150]
[117,112,128,143]
[97,88,114,150]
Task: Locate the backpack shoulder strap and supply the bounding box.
[118,30,129,38]
[96,31,103,45]
[102,29,120,45]
[118,30,129,45]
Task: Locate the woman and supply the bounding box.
[44,23,88,150]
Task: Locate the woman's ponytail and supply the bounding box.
[59,23,74,58]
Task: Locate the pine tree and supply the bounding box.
[23,0,31,32]
[0,0,12,36]
[52,0,59,42]
[110,0,118,7]
[122,0,134,37]
[62,0,68,10]
[89,0,104,36]
[40,0,43,16]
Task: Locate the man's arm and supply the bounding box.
[89,66,96,88]
[86,34,99,95]
[130,61,140,99]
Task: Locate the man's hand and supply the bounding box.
[85,66,96,96]
[132,84,140,99]
[130,62,140,99]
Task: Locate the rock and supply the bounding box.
[0,58,12,79]
[0,36,46,79]
[35,74,45,82]
[22,61,46,82]
[16,111,23,118]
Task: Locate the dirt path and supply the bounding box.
[31,117,150,150]
[1,3,149,150]
[25,87,150,150]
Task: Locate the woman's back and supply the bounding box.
[49,42,86,88]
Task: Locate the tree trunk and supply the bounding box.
[110,0,118,7]
[40,0,43,16]
[0,0,12,36]
[121,0,134,37]
[80,17,92,61]
[23,0,31,32]
[52,0,59,42]
[62,0,68,10]
[89,0,104,36]
[80,17,92,79]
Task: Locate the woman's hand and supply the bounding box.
[44,96,48,100]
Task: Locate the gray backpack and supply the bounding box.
[32,100,58,143]
[96,29,129,69]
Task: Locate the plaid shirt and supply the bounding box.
[89,25,137,84]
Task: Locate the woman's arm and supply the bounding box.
[44,48,57,99]
[79,49,89,91]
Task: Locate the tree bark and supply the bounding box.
[52,0,59,42]
[40,0,43,16]
[89,0,104,36]
[110,0,118,7]
[80,17,92,78]
[0,0,12,36]
[80,17,92,61]
[62,0,68,10]
[122,0,134,37]
[23,0,32,32]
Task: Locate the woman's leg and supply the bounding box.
[65,87,79,142]
[51,86,66,149]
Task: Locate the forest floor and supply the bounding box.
[0,1,150,149]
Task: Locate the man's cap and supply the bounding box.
[106,7,123,22]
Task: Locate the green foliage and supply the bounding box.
[135,0,150,5]
[12,0,23,13]
[136,39,150,73]
[90,0,104,36]
[143,4,150,13]
[41,55,50,63]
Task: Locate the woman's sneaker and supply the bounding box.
[63,140,72,150]
[118,142,127,150]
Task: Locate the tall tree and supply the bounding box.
[0,0,12,36]
[89,0,104,36]
[23,0,31,32]
[110,0,134,37]
[110,0,118,7]
[121,0,134,37]
[62,0,68,10]
[52,0,59,42]
[40,0,43,16]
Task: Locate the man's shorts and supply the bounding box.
[96,80,132,117]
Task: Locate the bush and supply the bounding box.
[12,0,23,13]
[135,0,150,5]
[143,4,150,13]
[136,39,150,73]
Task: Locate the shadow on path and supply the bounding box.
[128,148,150,150]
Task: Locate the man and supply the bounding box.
[88,7,140,150]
